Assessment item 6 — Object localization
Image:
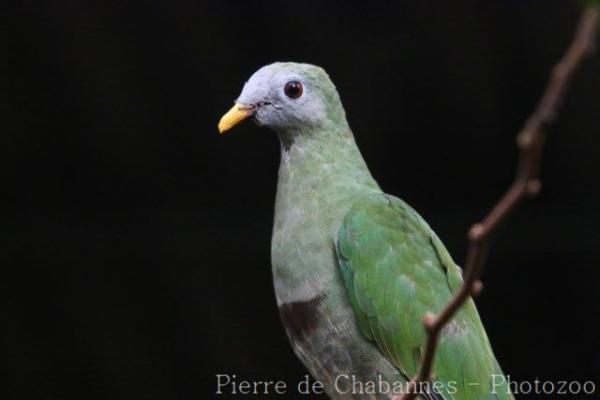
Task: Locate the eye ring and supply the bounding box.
[284,81,303,99]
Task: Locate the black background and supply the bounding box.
[4,1,600,399]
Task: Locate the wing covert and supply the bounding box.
[336,192,511,400]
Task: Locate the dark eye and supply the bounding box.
[284,81,303,99]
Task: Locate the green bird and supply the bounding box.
[218,62,513,400]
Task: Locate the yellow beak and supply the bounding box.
[218,103,254,134]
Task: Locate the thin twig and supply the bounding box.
[400,7,598,400]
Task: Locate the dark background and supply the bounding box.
[4,1,600,399]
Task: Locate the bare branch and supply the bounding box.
[400,7,598,400]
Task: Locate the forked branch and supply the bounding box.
[400,6,598,400]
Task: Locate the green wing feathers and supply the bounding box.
[336,193,513,400]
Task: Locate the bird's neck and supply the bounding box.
[276,126,379,198]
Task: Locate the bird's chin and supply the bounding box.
[252,115,265,127]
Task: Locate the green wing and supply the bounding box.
[336,192,512,400]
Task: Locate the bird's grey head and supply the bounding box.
[218,62,347,137]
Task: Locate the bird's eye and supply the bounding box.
[284,81,303,99]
